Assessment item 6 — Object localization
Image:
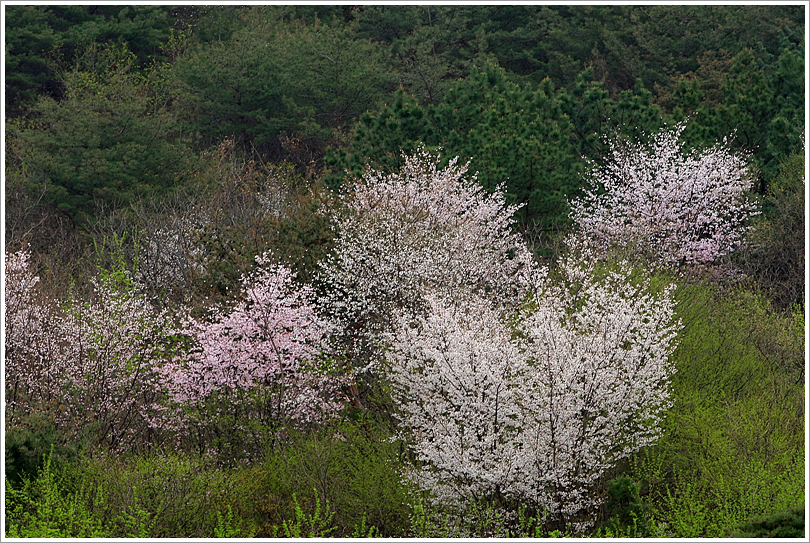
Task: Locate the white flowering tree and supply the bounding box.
[388,257,680,530]
[318,148,533,403]
[4,249,173,452]
[569,122,759,271]
[5,250,67,426]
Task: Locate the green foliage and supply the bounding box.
[276,491,338,538]
[4,413,88,489]
[738,151,805,310]
[439,65,581,226]
[5,448,262,538]
[5,448,109,538]
[563,68,665,163]
[4,5,178,112]
[351,512,383,538]
[601,476,649,536]
[328,63,584,234]
[213,505,243,538]
[727,505,806,538]
[61,451,256,537]
[241,419,413,537]
[4,5,67,111]
[173,11,393,163]
[9,42,194,221]
[627,281,805,537]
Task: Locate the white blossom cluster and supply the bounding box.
[137,216,206,287]
[312,148,684,526]
[318,147,533,371]
[569,121,759,270]
[388,257,680,527]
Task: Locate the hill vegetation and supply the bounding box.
[4,5,805,538]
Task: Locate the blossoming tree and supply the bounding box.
[5,250,66,427]
[158,252,346,455]
[387,257,680,530]
[318,148,534,404]
[569,122,759,271]
[5,249,173,452]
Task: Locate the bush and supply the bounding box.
[600,476,649,536]
[246,419,414,537]
[4,412,88,488]
[37,450,258,538]
[727,505,806,538]
[5,449,108,538]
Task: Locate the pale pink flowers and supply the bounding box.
[569,122,759,271]
[158,252,346,433]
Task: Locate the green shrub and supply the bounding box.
[727,505,806,538]
[72,451,256,537]
[245,419,414,537]
[266,491,339,538]
[738,151,805,311]
[4,448,108,538]
[213,505,244,538]
[600,476,649,537]
[4,413,87,488]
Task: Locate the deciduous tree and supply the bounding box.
[158,252,346,456]
[4,249,173,452]
[387,257,680,530]
[569,122,759,271]
[318,148,532,378]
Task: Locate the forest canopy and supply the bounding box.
[5,5,804,221]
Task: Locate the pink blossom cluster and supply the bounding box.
[158,252,347,437]
[319,147,534,371]
[388,257,680,528]
[5,248,345,454]
[569,122,759,270]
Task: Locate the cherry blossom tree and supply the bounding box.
[59,268,173,451]
[4,249,173,452]
[387,291,526,506]
[387,256,680,530]
[5,249,67,427]
[158,252,346,455]
[318,147,534,393]
[569,122,759,271]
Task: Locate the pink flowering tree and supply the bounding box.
[569,122,759,271]
[158,252,346,457]
[388,257,680,531]
[5,249,174,452]
[318,148,534,405]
